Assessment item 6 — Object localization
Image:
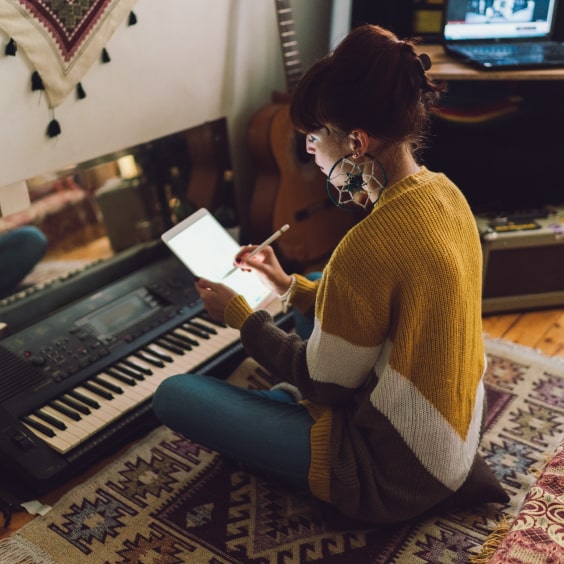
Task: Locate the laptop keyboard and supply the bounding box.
[458,41,564,62]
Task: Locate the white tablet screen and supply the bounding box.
[161,208,273,309]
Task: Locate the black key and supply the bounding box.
[181,324,210,339]
[34,409,66,430]
[189,320,217,335]
[156,338,185,355]
[163,334,192,351]
[171,329,199,347]
[68,389,100,409]
[134,350,165,368]
[50,401,81,421]
[83,381,114,400]
[106,367,137,386]
[93,375,123,395]
[143,346,173,363]
[59,395,91,415]
[114,363,145,380]
[22,416,55,437]
[121,358,153,375]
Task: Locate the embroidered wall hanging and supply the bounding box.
[0,0,139,136]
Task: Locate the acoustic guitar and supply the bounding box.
[247,0,358,271]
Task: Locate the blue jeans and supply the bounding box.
[152,271,322,488]
[0,226,47,296]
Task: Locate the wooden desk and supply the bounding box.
[419,44,564,81]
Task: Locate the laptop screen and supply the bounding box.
[444,0,557,41]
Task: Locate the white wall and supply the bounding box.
[0,0,340,218]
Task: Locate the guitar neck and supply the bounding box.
[275,0,302,94]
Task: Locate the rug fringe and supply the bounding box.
[0,535,57,564]
[469,516,512,563]
[483,334,564,369]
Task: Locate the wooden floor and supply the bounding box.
[483,307,564,359]
[1,234,563,540]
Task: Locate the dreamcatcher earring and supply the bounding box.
[326,153,387,211]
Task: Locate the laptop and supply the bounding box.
[161,208,275,310]
[442,0,564,70]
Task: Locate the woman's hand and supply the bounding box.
[234,245,293,296]
[194,277,237,323]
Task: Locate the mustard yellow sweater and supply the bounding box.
[225,167,506,523]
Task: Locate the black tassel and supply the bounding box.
[128,11,137,25]
[101,47,111,63]
[31,71,44,91]
[5,38,16,56]
[46,118,61,138]
[76,82,86,99]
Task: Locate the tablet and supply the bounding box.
[161,208,274,309]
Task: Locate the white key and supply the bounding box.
[21,314,243,454]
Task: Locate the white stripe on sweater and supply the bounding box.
[306,318,382,388]
[371,340,484,490]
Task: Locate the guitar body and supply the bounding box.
[246,0,358,270]
[270,105,357,268]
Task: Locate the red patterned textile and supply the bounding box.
[0,0,138,107]
[489,439,564,563]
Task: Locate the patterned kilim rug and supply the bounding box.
[1,337,563,563]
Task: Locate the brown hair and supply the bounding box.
[290,25,445,151]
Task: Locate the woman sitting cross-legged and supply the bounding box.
[153,24,508,525]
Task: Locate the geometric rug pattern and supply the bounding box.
[1,337,563,563]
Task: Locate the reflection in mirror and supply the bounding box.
[0,117,236,315]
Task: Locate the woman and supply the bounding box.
[153,24,507,524]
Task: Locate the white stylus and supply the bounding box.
[222,224,290,279]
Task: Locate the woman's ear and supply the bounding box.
[348,129,370,157]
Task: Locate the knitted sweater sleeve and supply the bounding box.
[223,273,320,388]
[226,232,385,404]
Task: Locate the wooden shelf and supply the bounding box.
[418,44,564,81]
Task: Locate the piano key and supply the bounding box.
[34,404,105,453]
[21,315,242,455]
[99,373,148,402]
[92,375,124,395]
[39,375,155,454]
[68,389,100,409]
[75,385,122,418]
[134,350,165,368]
[143,345,174,363]
[155,338,185,355]
[82,381,114,400]
[49,401,82,421]
[41,404,100,439]
[170,329,199,347]
[22,414,79,452]
[111,364,145,381]
[161,334,192,351]
[120,358,153,375]
[33,409,66,430]
[58,395,91,415]
[181,324,210,339]
[105,367,138,386]
[22,415,55,437]
[188,319,218,335]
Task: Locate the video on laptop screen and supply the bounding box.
[444,0,557,41]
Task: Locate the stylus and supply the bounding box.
[246,224,290,260]
[222,224,290,279]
